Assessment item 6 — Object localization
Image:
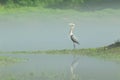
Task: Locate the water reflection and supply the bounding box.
[71,55,79,80]
[0,53,120,80]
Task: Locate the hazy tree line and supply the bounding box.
[0,0,83,6]
[0,0,119,8]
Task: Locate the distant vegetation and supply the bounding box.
[0,0,120,10]
[106,40,120,49]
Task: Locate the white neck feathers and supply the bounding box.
[69,26,74,36]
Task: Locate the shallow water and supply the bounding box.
[0,13,120,51]
[0,53,120,80]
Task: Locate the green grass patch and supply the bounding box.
[0,56,24,66]
[2,47,120,62]
[0,6,120,17]
[40,47,120,62]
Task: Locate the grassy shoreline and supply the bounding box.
[0,6,120,17]
[1,47,120,60]
[0,56,24,66]
[0,47,120,65]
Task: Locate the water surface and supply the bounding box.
[0,13,120,51]
[0,53,120,80]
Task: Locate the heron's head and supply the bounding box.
[69,23,75,35]
[69,23,75,28]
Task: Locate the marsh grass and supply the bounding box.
[2,47,120,62]
[0,56,25,66]
[43,47,118,62]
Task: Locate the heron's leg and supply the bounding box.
[73,42,76,49]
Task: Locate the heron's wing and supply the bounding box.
[71,35,80,44]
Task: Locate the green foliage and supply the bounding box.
[0,56,23,66]
[106,40,120,49]
[0,0,120,9]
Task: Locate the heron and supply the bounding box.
[69,23,80,49]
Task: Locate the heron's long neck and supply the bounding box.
[70,27,74,36]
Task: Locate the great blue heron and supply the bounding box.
[69,23,80,49]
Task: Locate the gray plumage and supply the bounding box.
[71,35,80,45]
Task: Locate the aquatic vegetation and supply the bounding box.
[2,47,120,62]
[41,47,120,62]
[0,56,25,66]
[0,41,120,63]
[3,46,120,54]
